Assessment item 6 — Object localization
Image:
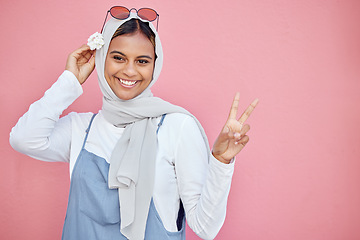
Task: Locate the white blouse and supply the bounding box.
[10,70,235,240]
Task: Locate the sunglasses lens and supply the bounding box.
[110,6,130,19]
[138,8,158,21]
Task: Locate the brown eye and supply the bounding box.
[113,56,124,61]
[138,59,149,64]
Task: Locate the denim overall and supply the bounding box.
[62,114,185,240]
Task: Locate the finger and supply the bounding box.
[233,124,249,141]
[84,56,96,76]
[216,125,239,147]
[218,126,232,141]
[235,135,249,147]
[88,54,95,68]
[72,45,93,59]
[77,51,95,68]
[238,98,259,125]
[79,46,94,58]
[228,92,240,120]
[212,126,231,156]
[78,50,94,64]
[76,44,91,52]
[71,44,89,55]
[240,124,250,135]
[236,124,250,140]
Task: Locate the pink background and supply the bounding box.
[1,0,360,239]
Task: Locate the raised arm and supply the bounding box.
[9,45,95,162]
[176,94,258,239]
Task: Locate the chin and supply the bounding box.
[115,92,138,101]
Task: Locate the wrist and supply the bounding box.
[212,151,231,164]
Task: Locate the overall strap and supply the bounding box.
[81,113,97,149]
[156,114,166,134]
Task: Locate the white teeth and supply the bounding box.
[119,79,137,86]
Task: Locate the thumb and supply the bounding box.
[88,55,95,69]
[80,56,96,84]
[218,125,231,141]
[213,125,231,151]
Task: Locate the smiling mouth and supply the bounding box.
[117,77,138,87]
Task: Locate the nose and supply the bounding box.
[123,62,137,78]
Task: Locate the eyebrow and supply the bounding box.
[109,50,153,60]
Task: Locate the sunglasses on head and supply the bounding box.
[100,6,159,33]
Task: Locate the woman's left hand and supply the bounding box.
[212,93,259,164]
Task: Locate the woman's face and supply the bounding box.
[104,31,155,100]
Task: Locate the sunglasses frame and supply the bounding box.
[100,6,159,33]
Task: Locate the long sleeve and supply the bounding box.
[174,116,234,240]
[9,71,235,239]
[9,70,83,162]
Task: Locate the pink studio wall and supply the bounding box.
[1,0,359,239]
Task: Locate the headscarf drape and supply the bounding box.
[95,12,210,240]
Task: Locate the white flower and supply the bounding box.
[87,32,105,50]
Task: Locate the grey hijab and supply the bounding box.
[95,13,210,240]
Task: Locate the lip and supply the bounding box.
[115,77,139,89]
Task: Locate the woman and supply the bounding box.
[10,7,258,240]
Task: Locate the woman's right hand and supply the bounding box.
[65,44,95,85]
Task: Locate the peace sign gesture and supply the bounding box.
[212,93,259,164]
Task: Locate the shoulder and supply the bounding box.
[162,112,197,125]
[65,112,94,131]
[67,111,94,122]
[161,113,199,131]
[158,113,205,144]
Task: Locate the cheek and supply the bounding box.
[104,63,117,89]
[145,65,155,82]
[104,60,119,83]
